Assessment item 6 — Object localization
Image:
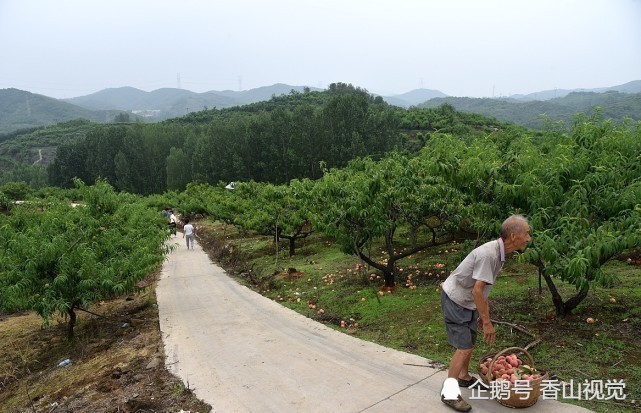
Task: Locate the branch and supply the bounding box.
[76,306,149,323]
[490,319,541,350]
[76,306,109,319]
[353,239,384,304]
[278,230,313,241]
[356,249,386,274]
[392,236,452,261]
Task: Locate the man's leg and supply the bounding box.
[448,348,473,380]
[442,348,473,411]
[440,291,474,411]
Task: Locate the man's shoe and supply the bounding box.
[458,376,484,389]
[441,395,472,412]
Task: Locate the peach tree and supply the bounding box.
[310,153,466,288]
[229,180,314,257]
[519,117,641,315]
[0,180,170,339]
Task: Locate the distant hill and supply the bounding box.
[63,87,240,115]
[0,88,121,135]
[3,80,639,135]
[419,90,641,129]
[214,83,321,102]
[64,84,323,120]
[379,88,448,107]
[508,80,641,101]
[23,79,641,113]
[379,81,641,107]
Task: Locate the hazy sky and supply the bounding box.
[1,0,640,99]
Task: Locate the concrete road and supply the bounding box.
[157,237,592,413]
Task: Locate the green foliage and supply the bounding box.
[113,112,131,123]
[236,181,314,256]
[49,122,188,194]
[0,191,10,211]
[414,114,641,314]
[419,91,641,129]
[518,116,641,314]
[165,147,191,191]
[33,185,82,201]
[175,182,238,223]
[5,82,640,318]
[167,115,641,314]
[397,104,509,139]
[0,119,96,189]
[0,180,170,338]
[309,153,467,287]
[48,84,404,191]
[0,181,33,200]
[167,87,331,126]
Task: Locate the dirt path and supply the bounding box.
[33,148,43,165]
[156,237,593,413]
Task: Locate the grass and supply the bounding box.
[197,219,641,413]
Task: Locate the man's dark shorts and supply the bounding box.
[441,290,478,349]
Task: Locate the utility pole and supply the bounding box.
[177,73,181,89]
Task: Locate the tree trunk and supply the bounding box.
[354,245,392,287]
[540,269,567,316]
[562,288,589,314]
[382,259,397,288]
[289,238,295,257]
[67,307,77,340]
[278,227,312,257]
[353,228,447,289]
[540,268,589,316]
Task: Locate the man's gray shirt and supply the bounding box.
[442,239,505,310]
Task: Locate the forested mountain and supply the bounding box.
[0,89,123,134]
[47,84,405,192]
[42,83,518,194]
[3,80,637,135]
[2,80,638,192]
[419,90,641,129]
[0,119,96,188]
[0,85,327,135]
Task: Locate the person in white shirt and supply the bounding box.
[183,219,195,250]
[168,210,177,236]
[440,215,531,412]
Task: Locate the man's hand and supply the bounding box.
[478,318,496,345]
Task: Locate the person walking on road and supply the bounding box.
[440,215,531,412]
[183,219,195,250]
[168,209,177,236]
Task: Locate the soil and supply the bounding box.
[0,272,212,413]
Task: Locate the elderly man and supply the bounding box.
[440,215,531,412]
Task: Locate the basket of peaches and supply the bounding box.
[478,346,549,408]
